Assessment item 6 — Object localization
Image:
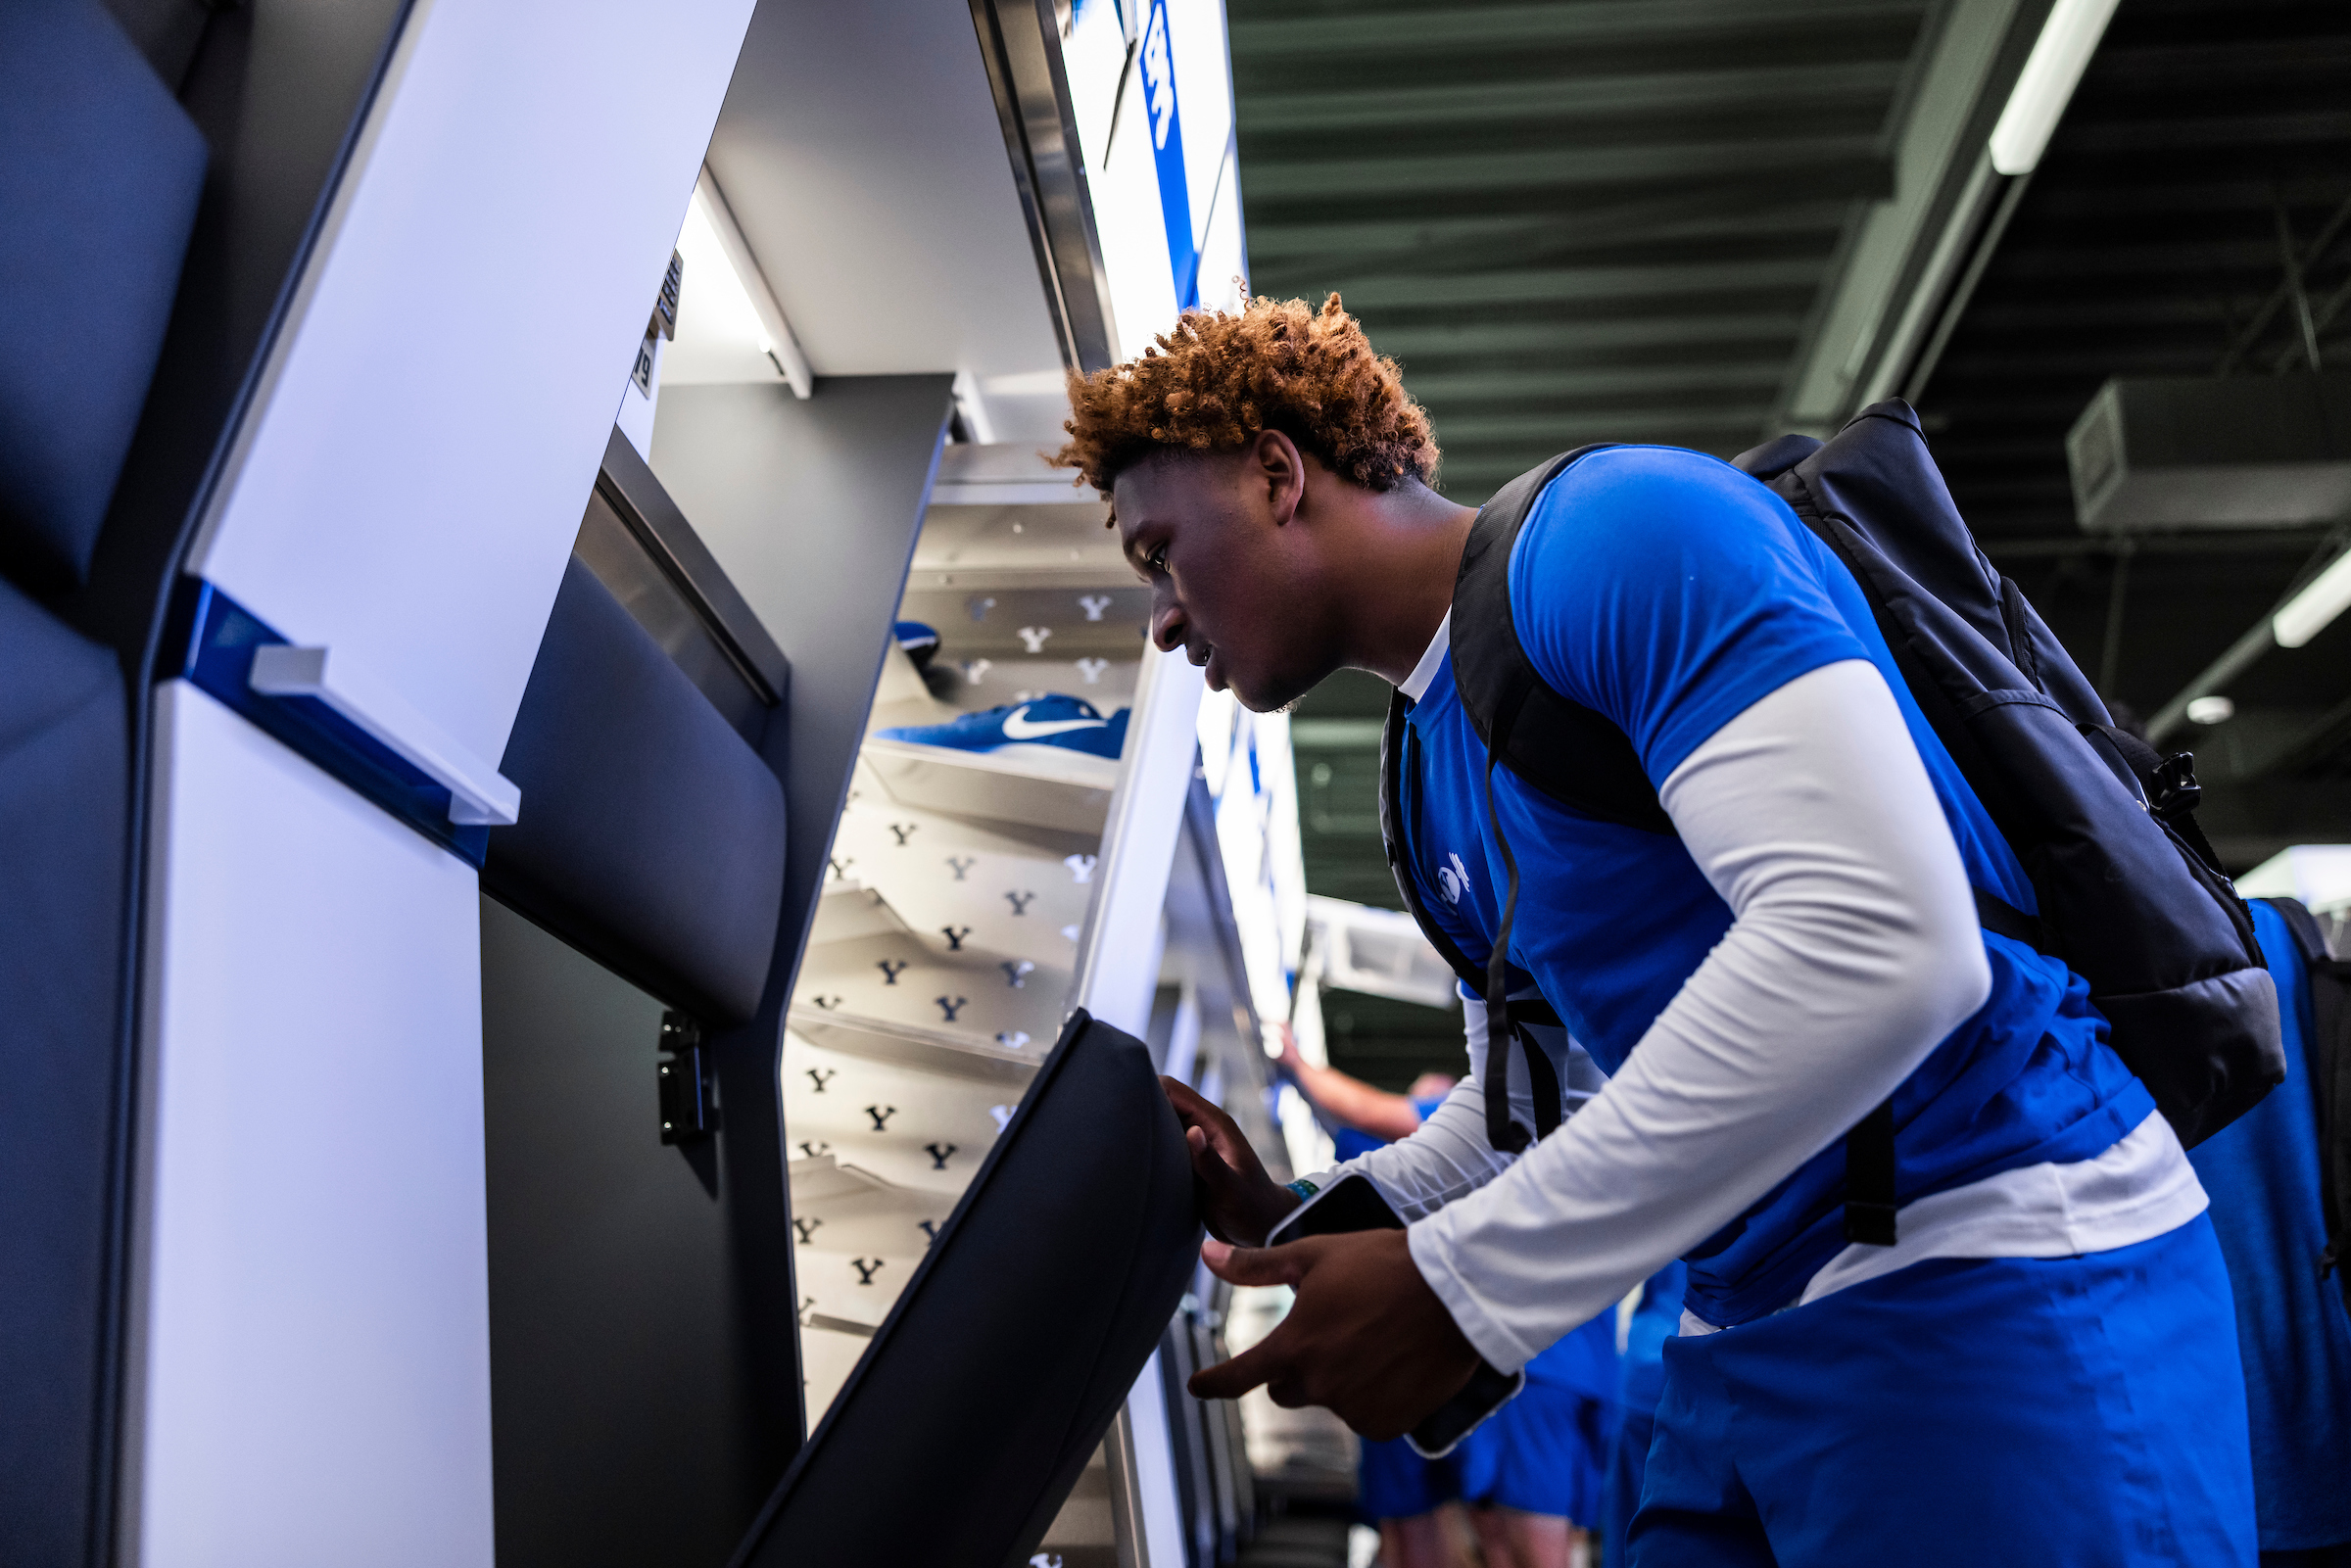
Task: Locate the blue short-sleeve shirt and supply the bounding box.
[1397,447,2151,1325]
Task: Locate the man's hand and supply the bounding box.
[1187,1229,1480,1442]
[1163,1076,1301,1248]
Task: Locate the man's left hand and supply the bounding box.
[1186,1228,1481,1441]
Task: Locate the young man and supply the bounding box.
[1058,296,2257,1564]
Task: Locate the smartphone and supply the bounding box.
[1261,1173,1525,1458]
[1267,1172,1405,1245]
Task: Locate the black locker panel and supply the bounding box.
[481,897,769,1568]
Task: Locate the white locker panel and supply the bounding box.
[131,685,494,1568]
[191,0,757,769]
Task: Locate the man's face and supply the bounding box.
[1114,444,1344,712]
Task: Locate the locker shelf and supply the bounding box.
[788,1006,1042,1084]
[784,1152,900,1206]
[857,736,1119,833]
[806,882,915,944]
[802,1312,878,1340]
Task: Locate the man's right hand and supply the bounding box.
[1162,1076,1304,1248]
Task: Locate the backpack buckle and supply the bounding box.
[2149,752,2202,820]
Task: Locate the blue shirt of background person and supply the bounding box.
[1396,446,2150,1327]
[2187,898,2351,1555]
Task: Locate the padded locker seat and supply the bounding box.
[0,3,202,1553]
[0,0,206,588]
[0,581,127,1558]
[487,556,787,1024]
[733,1010,1200,1568]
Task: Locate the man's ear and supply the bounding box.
[1254,429,1307,527]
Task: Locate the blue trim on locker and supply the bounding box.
[165,577,491,866]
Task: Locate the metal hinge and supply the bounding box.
[657,1010,719,1145]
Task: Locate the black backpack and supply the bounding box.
[2256,898,2350,1307]
[1379,400,2285,1246]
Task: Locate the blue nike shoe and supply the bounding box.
[875,693,1129,761]
[892,620,941,667]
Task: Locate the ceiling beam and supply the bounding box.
[1230,0,1925,62]
[1404,361,1788,404]
[1302,257,1827,312]
[1238,60,1904,138]
[1352,313,1811,363]
[1240,135,1893,205]
[1247,201,1856,274]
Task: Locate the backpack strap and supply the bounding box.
[1379,690,1486,994]
[1440,448,1677,1158]
[2257,897,2349,1295]
[1448,448,1675,835]
[1378,692,1560,1149]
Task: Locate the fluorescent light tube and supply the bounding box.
[684,167,813,398]
[2184,695,2235,726]
[1988,0,2121,175]
[2274,549,2351,648]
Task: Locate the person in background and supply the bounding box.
[2186,897,2351,1566]
[1279,1027,1614,1568]
[1602,1261,1684,1568]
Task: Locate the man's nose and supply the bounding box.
[1150,597,1186,653]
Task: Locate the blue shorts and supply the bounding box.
[1630,1215,2256,1566]
[1358,1381,1617,1524]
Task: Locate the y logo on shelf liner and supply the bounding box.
[827,855,853,880]
[924,1142,956,1170]
[1078,594,1112,622]
[1004,889,1035,915]
[1017,626,1053,653]
[888,822,917,845]
[989,1104,1015,1131]
[808,994,842,1011]
[805,1068,836,1093]
[876,958,908,985]
[959,658,991,685]
[967,595,994,622]
[918,1219,938,1246]
[936,995,968,1022]
[864,1105,896,1131]
[797,1140,831,1160]
[1064,853,1097,883]
[792,1216,823,1245]
[940,925,972,951]
[1075,656,1110,684]
[1000,960,1035,989]
[850,1259,885,1286]
[947,856,976,880]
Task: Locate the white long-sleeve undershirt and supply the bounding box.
[1367,657,1994,1370]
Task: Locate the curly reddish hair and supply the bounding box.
[1052,294,1438,501]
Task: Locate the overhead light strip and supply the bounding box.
[2274,549,2351,648]
[691,166,813,399]
[1987,0,2122,175]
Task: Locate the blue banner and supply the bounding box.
[1139,0,1199,309]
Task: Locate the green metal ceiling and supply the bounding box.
[1230,0,1936,500]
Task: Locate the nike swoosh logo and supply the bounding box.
[1000,706,1106,739]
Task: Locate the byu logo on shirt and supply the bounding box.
[1436,851,1472,906]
